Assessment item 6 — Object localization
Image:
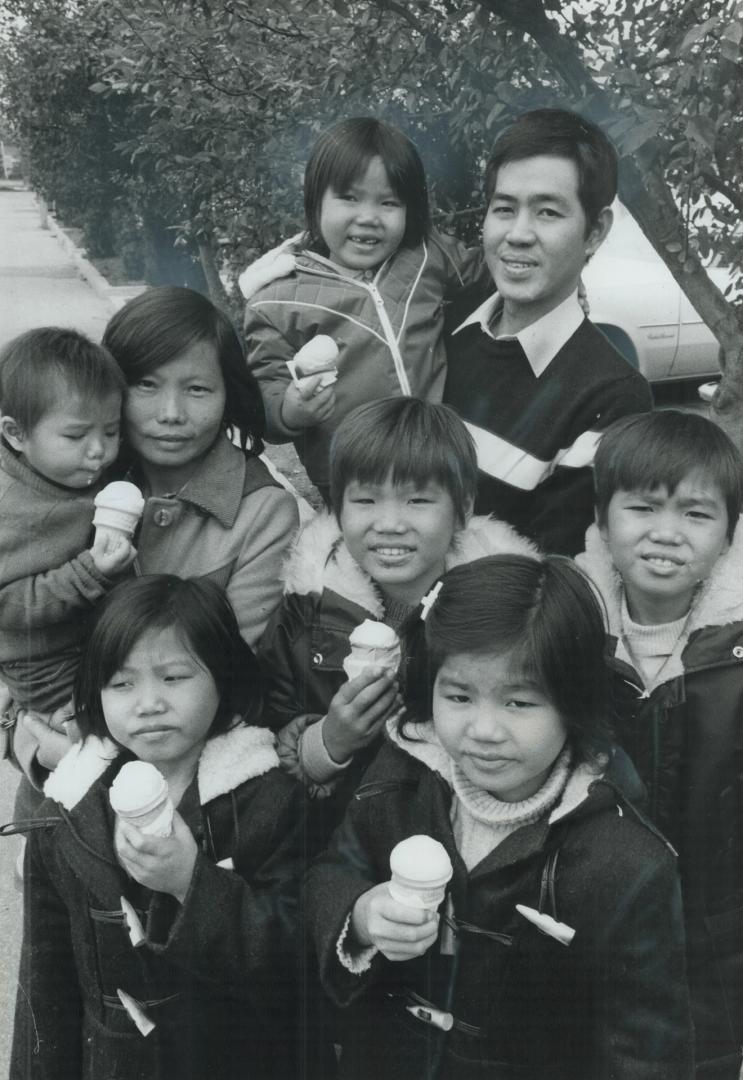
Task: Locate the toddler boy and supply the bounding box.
[577,409,743,1079]
[0,327,133,790]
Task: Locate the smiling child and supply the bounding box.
[258,396,536,827]
[577,409,743,1078]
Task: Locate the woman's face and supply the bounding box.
[124,340,226,483]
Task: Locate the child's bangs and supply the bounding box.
[325,141,378,195]
[354,435,454,495]
[612,445,708,499]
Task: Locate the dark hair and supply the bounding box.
[304,117,430,252]
[102,286,265,454]
[401,554,611,764]
[0,327,125,432]
[594,410,743,542]
[329,397,477,527]
[74,575,264,743]
[485,108,618,232]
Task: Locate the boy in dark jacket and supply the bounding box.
[576,409,743,1079]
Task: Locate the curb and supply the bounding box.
[42,199,146,314]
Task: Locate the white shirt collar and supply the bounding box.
[452,289,584,377]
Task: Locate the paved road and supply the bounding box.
[0,184,116,347]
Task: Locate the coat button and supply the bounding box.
[733,646,743,659]
[312,652,323,665]
[153,508,172,527]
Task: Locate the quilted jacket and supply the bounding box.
[243,232,487,487]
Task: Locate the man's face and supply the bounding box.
[483,155,611,334]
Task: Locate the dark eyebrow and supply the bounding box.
[491,190,571,209]
[676,496,722,511]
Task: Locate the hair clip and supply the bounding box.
[420,581,443,622]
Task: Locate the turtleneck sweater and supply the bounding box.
[451,746,572,870]
[617,592,689,691]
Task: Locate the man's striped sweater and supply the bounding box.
[443,289,652,556]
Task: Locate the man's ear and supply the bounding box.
[0,415,25,452]
[585,205,613,260]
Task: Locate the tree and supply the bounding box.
[2,0,740,438]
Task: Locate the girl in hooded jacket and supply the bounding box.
[241,116,488,502]
[304,554,694,1080]
[7,575,325,1080]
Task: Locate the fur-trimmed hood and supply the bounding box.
[282,512,538,616]
[577,519,743,683]
[44,723,280,812]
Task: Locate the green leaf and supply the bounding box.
[679,17,720,54]
[686,115,716,150]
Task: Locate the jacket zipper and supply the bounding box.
[354,779,418,800]
[366,280,412,395]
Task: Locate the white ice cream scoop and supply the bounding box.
[389,835,453,911]
[287,335,339,393]
[93,481,145,540]
[110,761,174,837]
[342,619,401,680]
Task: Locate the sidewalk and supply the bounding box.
[0,183,139,349]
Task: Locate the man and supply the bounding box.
[444,108,652,556]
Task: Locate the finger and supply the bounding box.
[378,900,438,928]
[296,374,324,400]
[373,916,438,948]
[117,821,159,856]
[379,933,438,962]
[20,711,48,734]
[346,668,394,697]
[333,668,387,705]
[352,679,398,716]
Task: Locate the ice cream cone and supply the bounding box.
[110,761,174,837]
[343,619,401,680]
[93,481,145,541]
[389,835,453,911]
[287,335,339,392]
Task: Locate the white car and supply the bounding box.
[583,201,730,384]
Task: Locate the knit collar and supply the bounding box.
[452,289,584,377]
[44,723,279,811]
[452,745,572,828]
[281,511,538,614]
[386,716,603,825]
[133,433,247,530]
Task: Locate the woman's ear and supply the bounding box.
[462,496,475,527]
[0,416,25,452]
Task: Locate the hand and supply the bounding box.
[90,531,137,576]
[21,710,78,770]
[280,378,336,430]
[351,882,439,962]
[323,668,399,764]
[114,812,198,903]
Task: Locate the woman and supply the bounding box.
[102,285,299,648]
[17,286,299,796]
